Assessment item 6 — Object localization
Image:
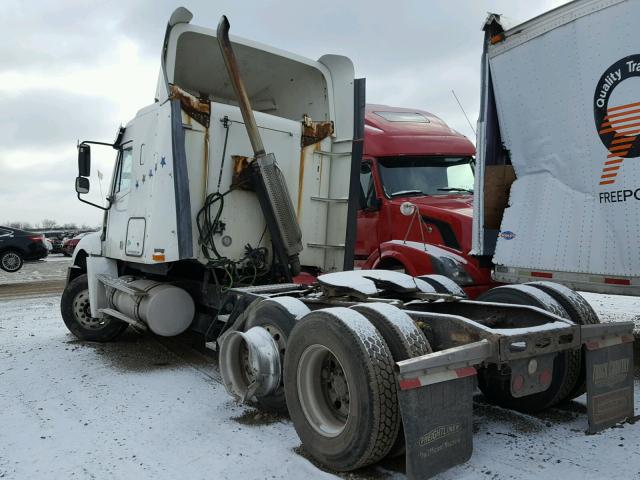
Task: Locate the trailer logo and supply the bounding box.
[594,55,640,186]
[498,230,516,240]
[592,358,630,387]
[418,424,461,446]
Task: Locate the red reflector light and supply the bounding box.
[455,366,477,378]
[30,236,43,242]
[512,375,524,392]
[531,271,553,278]
[538,369,552,386]
[399,378,422,390]
[604,277,630,285]
[585,340,600,351]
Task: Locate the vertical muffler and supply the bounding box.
[217,16,303,278]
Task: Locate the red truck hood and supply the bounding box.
[390,194,474,251]
[391,194,473,217]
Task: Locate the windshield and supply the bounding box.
[377,156,474,197]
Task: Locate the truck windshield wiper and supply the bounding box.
[389,189,426,198]
[437,188,473,194]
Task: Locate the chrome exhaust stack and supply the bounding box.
[217,16,303,278]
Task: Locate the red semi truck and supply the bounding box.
[355,104,494,297]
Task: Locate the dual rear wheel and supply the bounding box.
[284,306,431,471]
[245,298,431,472]
[476,283,599,412]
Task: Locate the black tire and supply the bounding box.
[0,250,24,272]
[526,281,600,399]
[476,285,581,413]
[284,307,399,471]
[244,297,310,413]
[416,274,467,297]
[60,274,128,342]
[351,302,431,458]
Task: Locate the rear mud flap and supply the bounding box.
[583,322,635,434]
[398,376,475,480]
[395,340,491,479]
[398,373,475,479]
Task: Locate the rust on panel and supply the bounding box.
[301,114,334,147]
[297,146,310,218]
[231,155,254,190]
[169,84,210,127]
[316,142,323,185]
[203,126,210,200]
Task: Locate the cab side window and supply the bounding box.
[359,162,377,210]
[116,148,133,193]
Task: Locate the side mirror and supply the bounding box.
[75,176,90,194]
[78,144,91,177]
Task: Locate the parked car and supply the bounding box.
[44,233,64,254]
[0,226,48,272]
[62,232,90,257]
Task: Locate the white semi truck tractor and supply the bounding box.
[61,6,635,479]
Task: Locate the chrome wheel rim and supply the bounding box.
[2,252,20,271]
[72,290,108,330]
[297,344,350,438]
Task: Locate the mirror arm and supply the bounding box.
[77,192,112,211]
[78,140,115,148]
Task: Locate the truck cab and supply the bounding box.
[355,104,494,297]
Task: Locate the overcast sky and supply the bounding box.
[1,0,569,227]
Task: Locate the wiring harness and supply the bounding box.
[196,189,270,290]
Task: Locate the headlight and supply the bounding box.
[431,256,474,286]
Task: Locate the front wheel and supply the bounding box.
[0,250,23,272]
[60,274,128,342]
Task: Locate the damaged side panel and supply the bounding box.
[170,84,211,127]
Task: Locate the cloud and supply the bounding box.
[0,90,118,150]
[0,148,107,227]
[1,0,570,225]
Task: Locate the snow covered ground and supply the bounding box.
[0,296,336,480]
[0,258,639,479]
[0,294,638,480]
[580,291,640,334]
[0,254,69,285]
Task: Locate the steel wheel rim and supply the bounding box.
[72,290,108,330]
[262,323,287,357]
[239,341,257,386]
[297,344,350,438]
[2,252,20,271]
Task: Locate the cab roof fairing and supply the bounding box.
[154,13,355,138]
[363,104,475,158]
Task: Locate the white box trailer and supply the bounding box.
[474,0,640,295]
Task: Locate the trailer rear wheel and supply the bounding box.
[284,307,399,471]
[60,274,128,342]
[351,302,431,458]
[526,281,600,399]
[244,297,310,412]
[476,285,581,412]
